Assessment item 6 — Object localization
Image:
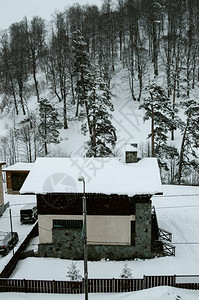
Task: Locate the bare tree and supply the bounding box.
[27,16,46,102]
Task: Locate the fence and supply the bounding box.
[157,227,175,256]
[159,228,172,242]
[1,275,199,294]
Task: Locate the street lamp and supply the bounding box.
[78,176,88,300]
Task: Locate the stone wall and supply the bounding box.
[38,200,153,260]
[135,202,152,257]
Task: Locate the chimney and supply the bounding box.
[124,143,138,163]
[0,162,6,213]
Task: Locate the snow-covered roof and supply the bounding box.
[125,143,138,152]
[3,162,33,172]
[20,157,162,196]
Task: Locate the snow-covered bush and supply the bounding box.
[66,262,82,281]
[120,264,132,278]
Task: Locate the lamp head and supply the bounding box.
[78,176,85,182]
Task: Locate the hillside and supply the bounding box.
[1,61,199,185]
[0,0,199,185]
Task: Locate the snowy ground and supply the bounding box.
[1,286,199,300]
[0,194,36,272]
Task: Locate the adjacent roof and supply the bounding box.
[3,162,33,172]
[20,157,162,196]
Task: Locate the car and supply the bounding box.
[0,231,19,256]
[20,204,37,224]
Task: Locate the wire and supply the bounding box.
[171,242,199,245]
[155,204,199,209]
[9,202,36,207]
[153,193,199,198]
[0,216,20,219]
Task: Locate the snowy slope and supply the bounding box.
[0,65,151,161]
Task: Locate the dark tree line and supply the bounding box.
[0,0,198,114]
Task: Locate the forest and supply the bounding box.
[0,0,199,185]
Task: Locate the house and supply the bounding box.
[0,161,6,216]
[20,156,162,260]
[3,163,33,194]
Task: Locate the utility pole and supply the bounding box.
[78,176,88,300]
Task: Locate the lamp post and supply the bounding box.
[78,176,88,300]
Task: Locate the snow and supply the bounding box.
[1,286,199,300]
[3,162,33,171]
[20,157,162,196]
[0,193,36,272]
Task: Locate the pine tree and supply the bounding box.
[120,264,132,278]
[38,98,62,155]
[82,71,116,157]
[72,30,91,117]
[139,83,179,175]
[178,99,199,184]
[139,83,178,155]
[66,262,82,281]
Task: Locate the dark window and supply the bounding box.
[11,173,28,191]
[53,220,83,228]
[131,220,136,246]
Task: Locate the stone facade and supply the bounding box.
[135,202,152,257]
[38,199,153,260]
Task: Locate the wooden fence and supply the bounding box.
[1,275,198,294]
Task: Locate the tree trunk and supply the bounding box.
[10,74,19,115]
[32,58,40,102]
[19,86,26,115]
[63,93,68,129]
[152,22,159,76]
[178,119,189,184]
[150,92,155,157]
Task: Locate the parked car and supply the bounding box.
[20,204,37,224]
[0,231,19,256]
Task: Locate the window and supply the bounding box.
[53,220,83,228]
[11,173,28,191]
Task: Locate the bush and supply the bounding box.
[120,264,132,278]
[66,262,82,281]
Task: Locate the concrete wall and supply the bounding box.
[38,201,152,260]
[38,214,135,245]
[38,214,83,244]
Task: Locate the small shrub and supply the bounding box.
[66,262,82,281]
[120,264,132,278]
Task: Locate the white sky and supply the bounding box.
[0,0,103,30]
